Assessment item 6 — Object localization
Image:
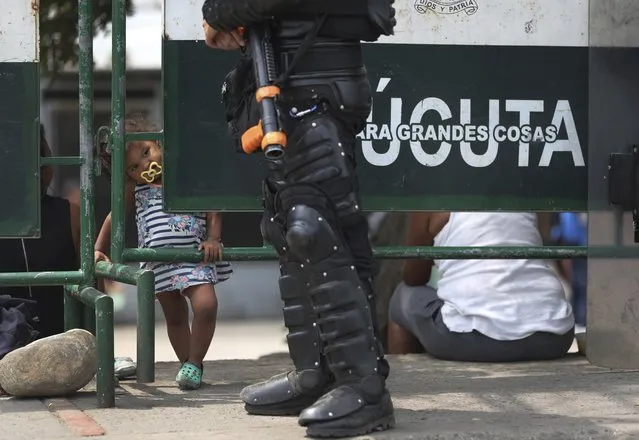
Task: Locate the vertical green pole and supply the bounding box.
[64,285,83,330]
[78,0,95,279]
[79,0,96,335]
[84,305,97,335]
[111,0,127,263]
[95,293,115,408]
[136,271,155,383]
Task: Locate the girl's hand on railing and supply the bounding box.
[94,250,110,264]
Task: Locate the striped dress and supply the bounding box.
[134,184,232,295]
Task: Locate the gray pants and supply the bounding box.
[389,283,575,362]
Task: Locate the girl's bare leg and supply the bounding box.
[183,283,218,366]
[157,290,191,363]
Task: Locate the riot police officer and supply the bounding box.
[202,0,396,436]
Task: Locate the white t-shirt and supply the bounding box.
[433,212,574,340]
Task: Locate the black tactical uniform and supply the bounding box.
[202,0,396,437]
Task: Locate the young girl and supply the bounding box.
[95,114,232,390]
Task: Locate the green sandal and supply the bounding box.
[176,362,203,390]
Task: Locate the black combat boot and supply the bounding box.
[240,274,390,419]
[275,201,394,438]
[240,262,333,415]
[297,264,395,438]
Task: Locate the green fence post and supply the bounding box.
[94,292,115,408]
[78,0,96,337]
[64,285,83,330]
[78,0,95,285]
[70,287,115,408]
[95,261,155,383]
[136,270,155,383]
[78,0,95,286]
[83,304,96,335]
[110,0,127,263]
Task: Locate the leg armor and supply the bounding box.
[280,113,394,436]
[241,59,394,436]
[285,200,394,437]
[240,188,390,418]
[240,182,332,415]
[280,68,393,389]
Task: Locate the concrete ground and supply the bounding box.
[2,321,639,440]
[113,320,289,362]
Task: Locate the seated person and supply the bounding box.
[552,213,587,332]
[388,212,575,362]
[0,125,79,338]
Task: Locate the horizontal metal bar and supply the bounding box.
[378,246,590,259]
[67,285,103,307]
[121,245,639,261]
[41,156,84,166]
[385,245,639,259]
[122,247,274,262]
[0,270,84,286]
[125,131,163,142]
[118,245,639,262]
[95,261,144,284]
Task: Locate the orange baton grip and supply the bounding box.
[255,86,280,103]
[241,121,263,154]
[261,131,287,150]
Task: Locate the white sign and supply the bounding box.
[0,0,38,62]
[358,78,585,169]
[164,0,639,47]
[165,0,588,47]
[414,0,479,16]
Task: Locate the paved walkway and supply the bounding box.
[3,352,639,440]
[113,320,289,362]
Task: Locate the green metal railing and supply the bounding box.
[96,261,155,383]
[120,245,639,262]
[105,0,639,271]
[0,0,114,406]
[0,0,154,408]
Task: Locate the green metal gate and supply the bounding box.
[0,0,156,409]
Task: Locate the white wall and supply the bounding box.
[89,0,639,71]
[0,0,38,62]
[166,0,589,46]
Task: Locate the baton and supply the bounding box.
[240,25,287,160]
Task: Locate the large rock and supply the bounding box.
[0,329,97,397]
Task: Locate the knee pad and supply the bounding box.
[285,204,340,264]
